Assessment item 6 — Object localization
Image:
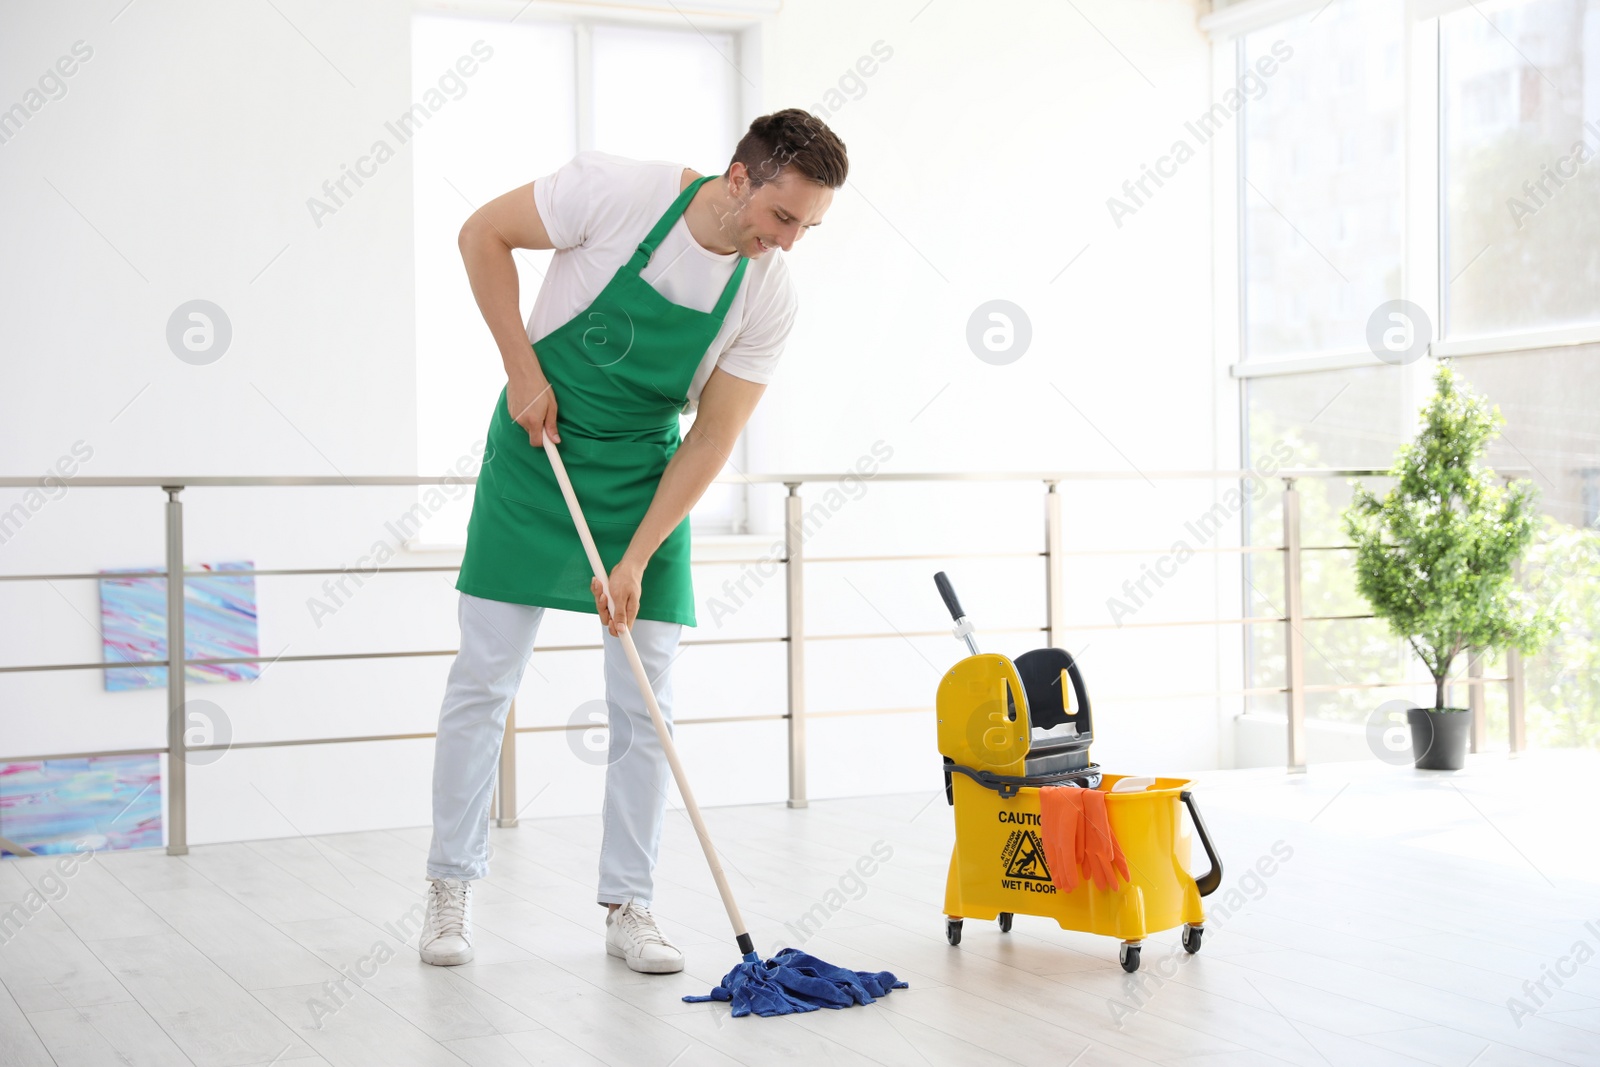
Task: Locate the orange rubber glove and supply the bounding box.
[1038,786,1083,894]
[1079,788,1130,891]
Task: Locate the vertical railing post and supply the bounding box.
[164,486,188,856]
[495,699,518,827]
[785,482,807,809]
[1467,650,1485,753]
[1281,478,1306,772]
[1506,494,1529,754]
[1507,647,1526,754]
[1043,481,1064,649]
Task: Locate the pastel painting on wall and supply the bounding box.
[99,560,260,691]
[0,754,162,857]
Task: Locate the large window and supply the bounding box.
[1240,0,1405,359]
[1227,0,1600,756]
[412,13,574,547]
[411,11,745,546]
[1442,0,1600,337]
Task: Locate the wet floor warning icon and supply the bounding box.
[1001,829,1051,881]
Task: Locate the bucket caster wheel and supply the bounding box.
[1119,941,1142,973]
[997,912,1013,933]
[1182,924,1204,954]
[945,918,963,946]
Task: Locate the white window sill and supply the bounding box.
[1231,321,1600,379]
[1431,322,1600,359]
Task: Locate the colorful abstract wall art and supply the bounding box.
[99,560,260,691]
[0,754,163,856]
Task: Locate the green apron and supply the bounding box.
[456,175,748,628]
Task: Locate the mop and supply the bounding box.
[541,438,907,1018]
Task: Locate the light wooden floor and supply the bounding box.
[3,751,1599,1067]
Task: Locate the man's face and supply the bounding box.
[728,166,833,258]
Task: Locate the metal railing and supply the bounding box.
[0,469,1527,856]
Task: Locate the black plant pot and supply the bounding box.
[1406,707,1471,770]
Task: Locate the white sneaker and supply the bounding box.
[605,900,684,974]
[420,878,474,966]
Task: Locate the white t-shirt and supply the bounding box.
[527,151,797,414]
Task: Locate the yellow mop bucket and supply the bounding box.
[935,650,1222,972]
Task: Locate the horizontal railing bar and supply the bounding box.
[0,550,1056,585]
[806,546,1288,563]
[1047,613,1372,632]
[1095,688,1272,700]
[189,712,941,750]
[1234,677,1509,698]
[0,661,183,675]
[0,468,1425,491]
[0,614,1393,673]
[0,566,467,582]
[191,732,438,751]
[1301,678,1511,694]
[676,677,1507,714]
[0,635,789,674]
[179,635,782,666]
[0,543,1301,585]
[5,673,1511,762]
[1050,617,1274,633]
[805,627,1048,643]
[0,745,171,762]
[806,705,933,719]
[806,556,1043,563]
[514,712,785,733]
[2,713,790,763]
[1051,545,1284,558]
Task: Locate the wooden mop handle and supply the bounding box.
[541,438,755,955]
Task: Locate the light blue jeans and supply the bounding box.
[426,591,681,907]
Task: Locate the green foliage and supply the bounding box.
[1342,364,1555,708]
[1524,518,1600,748]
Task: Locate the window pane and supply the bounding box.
[412,14,577,544]
[592,25,739,172]
[1455,343,1600,527]
[1244,365,1409,624]
[1243,365,1416,730]
[1245,364,1411,547]
[1241,0,1405,358]
[1442,0,1600,337]
[593,24,745,533]
[1454,346,1600,749]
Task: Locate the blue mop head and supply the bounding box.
[682,948,908,1018]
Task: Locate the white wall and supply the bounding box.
[747,0,1238,786]
[0,0,1236,852]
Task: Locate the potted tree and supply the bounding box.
[1343,363,1553,770]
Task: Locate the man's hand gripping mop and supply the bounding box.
[541,438,907,1018]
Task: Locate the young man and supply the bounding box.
[420,110,847,973]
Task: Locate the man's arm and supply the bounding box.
[458,182,561,444]
[592,367,767,633]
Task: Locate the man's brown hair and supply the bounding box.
[727,109,848,190]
